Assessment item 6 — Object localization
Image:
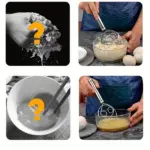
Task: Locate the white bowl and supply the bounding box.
[7,76,69,135]
[79,47,87,62]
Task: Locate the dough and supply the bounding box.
[79,116,87,131]
[133,47,143,55]
[123,55,136,66]
[97,118,129,132]
[134,53,142,64]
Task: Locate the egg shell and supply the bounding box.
[134,53,142,64]
[133,47,143,55]
[79,116,87,131]
[123,55,136,66]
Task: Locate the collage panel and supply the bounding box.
[78,1,143,66]
[6,76,70,140]
[79,76,143,140]
[6,2,70,66]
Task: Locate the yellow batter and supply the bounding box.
[97,118,130,132]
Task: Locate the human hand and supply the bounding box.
[79,2,99,20]
[128,99,143,127]
[79,76,100,97]
[123,30,141,53]
[6,12,51,48]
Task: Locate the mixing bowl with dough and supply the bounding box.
[95,109,130,132]
[93,34,127,62]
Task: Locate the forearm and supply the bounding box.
[132,10,143,37]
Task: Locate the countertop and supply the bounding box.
[79,31,142,66]
[79,103,143,140]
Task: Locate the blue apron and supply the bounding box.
[81,2,142,32]
[86,76,143,116]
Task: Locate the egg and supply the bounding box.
[123,55,136,66]
[133,47,143,55]
[134,53,142,64]
[79,116,87,131]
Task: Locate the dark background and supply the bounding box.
[6,2,70,66]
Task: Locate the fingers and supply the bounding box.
[128,101,143,126]
[89,2,99,20]
[84,5,92,14]
[84,77,94,92]
[79,2,99,20]
[128,103,138,112]
[130,114,143,127]
[130,108,143,122]
[95,2,99,13]
[123,31,132,40]
[79,76,99,97]
[79,2,92,14]
[127,39,134,53]
[93,79,100,88]
[123,31,132,52]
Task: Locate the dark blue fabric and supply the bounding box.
[86,76,143,116]
[81,2,142,32]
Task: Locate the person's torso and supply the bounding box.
[86,76,143,116]
[81,2,142,31]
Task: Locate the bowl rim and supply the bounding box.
[93,37,127,51]
[95,109,131,117]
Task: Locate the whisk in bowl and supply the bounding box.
[88,78,117,117]
[28,76,70,123]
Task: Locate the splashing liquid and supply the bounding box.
[17,93,60,131]
[25,13,62,66]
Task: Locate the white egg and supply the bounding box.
[79,116,87,131]
[133,47,143,55]
[123,55,136,66]
[134,53,142,64]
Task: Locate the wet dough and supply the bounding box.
[97,118,130,132]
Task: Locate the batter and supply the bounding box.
[97,117,130,132]
[17,93,60,131]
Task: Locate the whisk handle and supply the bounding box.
[97,16,106,31]
[88,78,104,104]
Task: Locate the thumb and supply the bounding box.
[128,103,138,112]
[93,79,100,88]
[123,31,132,41]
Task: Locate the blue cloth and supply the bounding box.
[86,76,143,116]
[81,2,142,31]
